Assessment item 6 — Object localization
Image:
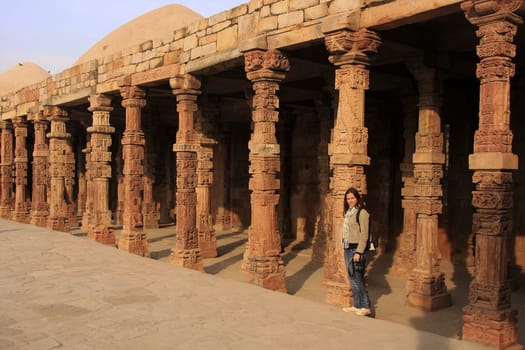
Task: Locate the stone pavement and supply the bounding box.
[0,218,517,350]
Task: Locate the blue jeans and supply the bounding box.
[344,248,370,309]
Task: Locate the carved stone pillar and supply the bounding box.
[241,49,289,292]
[312,99,332,263]
[142,114,159,229]
[46,106,75,232]
[170,74,203,271]
[85,94,115,245]
[195,107,218,258]
[461,1,522,347]
[12,116,29,223]
[114,130,124,226]
[0,120,14,219]
[30,112,49,227]
[214,130,231,230]
[404,62,451,311]
[322,26,381,306]
[392,93,418,274]
[81,135,92,231]
[118,85,149,256]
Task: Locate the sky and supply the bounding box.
[0,0,247,74]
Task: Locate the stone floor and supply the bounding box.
[1,219,522,349]
[113,224,525,346]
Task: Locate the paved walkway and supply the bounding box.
[0,218,517,349]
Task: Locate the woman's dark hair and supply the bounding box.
[343,187,364,214]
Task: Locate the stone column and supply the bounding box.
[322,26,381,306]
[142,114,160,229]
[46,106,75,232]
[0,120,14,219]
[118,85,149,256]
[195,108,218,258]
[461,1,521,347]
[404,62,451,311]
[169,74,203,271]
[241,49,289,292]
[312,98,332,263]
[12,116,29,223]
[391,92,418,274]
[114,130,124,226]
[30,112,49,227]
[214,130,231,230]
[86,94,115,245]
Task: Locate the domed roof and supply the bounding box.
[0,62,50,96]
[75,4,203,65]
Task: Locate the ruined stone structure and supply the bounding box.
[1,1,525,348]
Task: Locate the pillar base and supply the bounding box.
[463,305,518,349]
[243,255,287,292]
[322,279,352,307]
[0,207,12,219]
[88,224,115,246]
[170,248,203,271]
[199,237,217,259]
[30,213,48,227]
[118,232,149,257]
[47,216,70,232]
[407,291,452,311]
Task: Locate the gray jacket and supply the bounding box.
[342,207,369,254]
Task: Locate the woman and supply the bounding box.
[341,187,371,316]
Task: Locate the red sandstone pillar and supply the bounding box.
[45,106,75,232]
[169,74,203,271]
[195,108,218,258]
[461,1,521,347]
[322,25,381,306]
[241,49,289,292]
[311,98,332,263]
[12,116,29,223]
[118,85,149,256]
[86,94,115,245]
[142,115,160,229]
[404,62,451,311]
[30,112,49,227]
[391,92,418,274]
[0,120,14,219]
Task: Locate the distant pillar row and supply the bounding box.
[30,112,49,227]
[46,106,75,232]
[118,85,149,256]
[170,74,203,271]
[322,26,381,306]
[462,1,521,348]
[86,94,115,245]
[12,116,29,223]
[0,120,14,219]
[241,48,289,292]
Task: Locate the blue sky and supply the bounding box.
[0,1,246,74]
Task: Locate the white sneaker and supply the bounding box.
[342,306,358,313]
[355,308,371,316]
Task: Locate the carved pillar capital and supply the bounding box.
[462,0,523,23]
[325,28,381,67]
[244,49,290,82]
[170,74,201,100]
[120,85,146,109]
